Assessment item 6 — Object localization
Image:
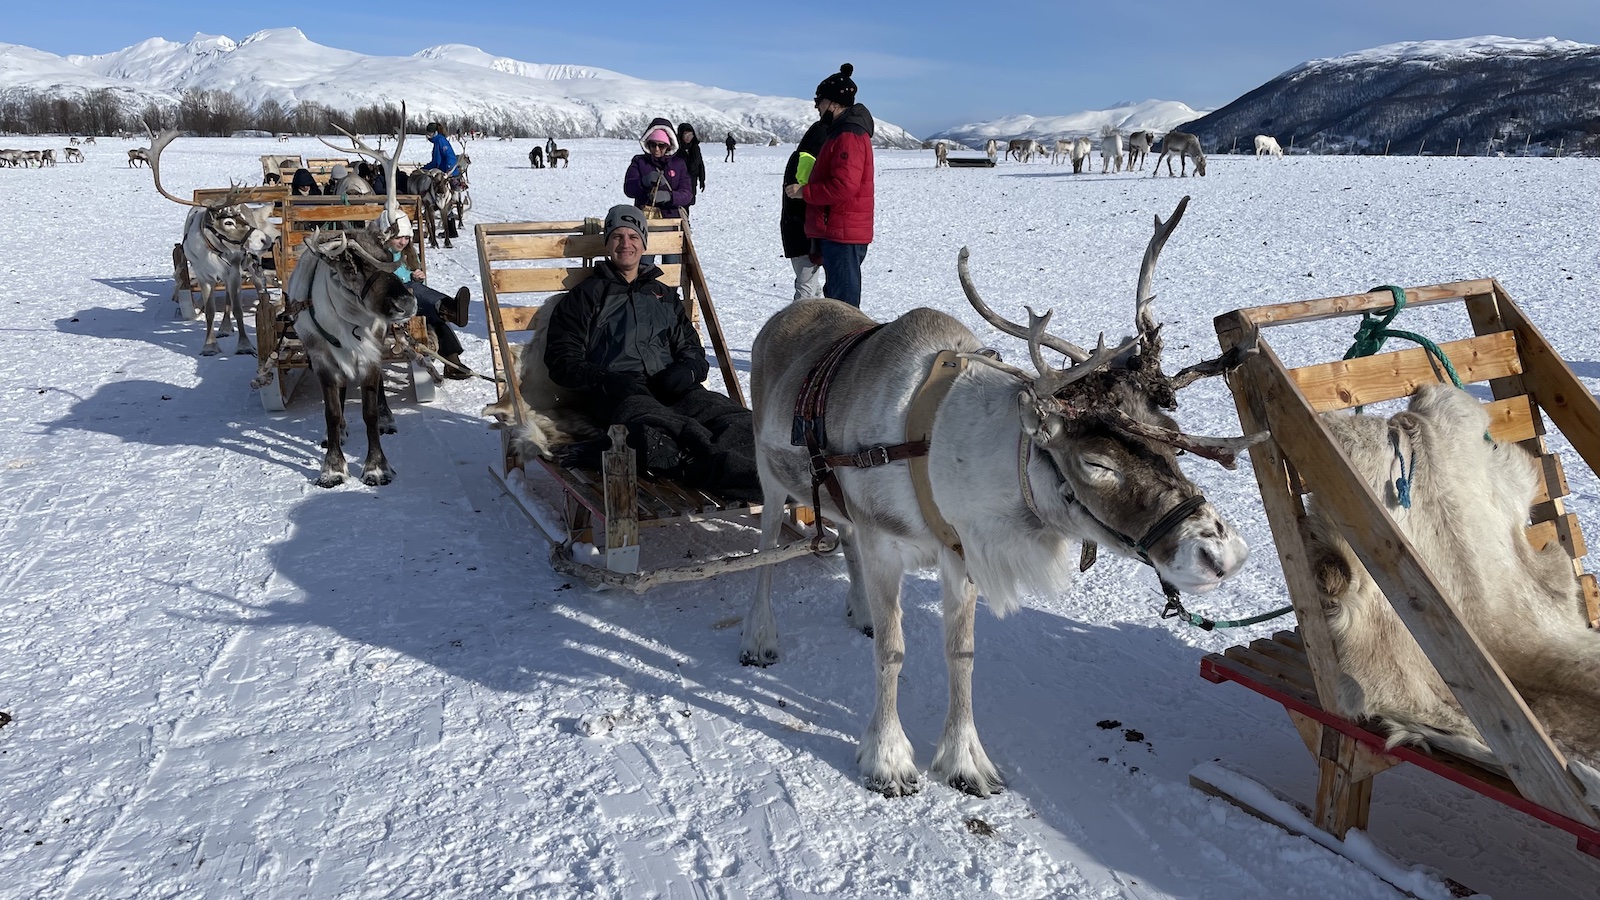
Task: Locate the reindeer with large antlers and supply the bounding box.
[740,196,1261,797]
[286,108,419,487]
[145,126,280,356]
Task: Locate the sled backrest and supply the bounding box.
[276,194,426,286]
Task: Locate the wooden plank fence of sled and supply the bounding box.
[492,264,683,295]
[682,223,744,407]
[1287,331,1521,412]
[1231,280,1499,329]
[484,231,684,261]
[1225,328,1599,826]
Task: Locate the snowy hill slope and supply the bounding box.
[927,99,1208,147]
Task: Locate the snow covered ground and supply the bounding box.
[3,136,1599,899]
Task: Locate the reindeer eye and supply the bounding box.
[1078,456,1120,481]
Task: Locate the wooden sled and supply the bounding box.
[254,193,439,412]
[1201,279,1600,864]
[477,217,814,591]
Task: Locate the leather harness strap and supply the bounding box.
[792,330,966,556]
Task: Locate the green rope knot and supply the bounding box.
[1344,285,1463,388]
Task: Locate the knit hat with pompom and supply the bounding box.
[814,63,857,106]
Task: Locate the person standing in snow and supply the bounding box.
[780,113,828,300]
[675,122,707,204]
[724,133,736,162]
[623,117,695,264]
[784,63,875,308]
[423,122,458,176]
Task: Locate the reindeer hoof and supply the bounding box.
[236,345,256,357]
[315,472,345,488]
[947,774,1005,798]
[201,345,220,357]
[864,772,922,798]
[739,649,779,667]
[362,468,394,486]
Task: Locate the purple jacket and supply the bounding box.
[622,153,694,219]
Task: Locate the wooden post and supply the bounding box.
[1383,140,1390,156]
[1455,138,1462,156]
[1418,139,1426,156]
[602,424,640,574]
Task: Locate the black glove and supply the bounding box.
[601,371,649,398]
[649,362,701,403]
[644,170,665,188]
[652,189,672,204]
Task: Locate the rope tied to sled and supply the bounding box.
[1343,285,1464,389]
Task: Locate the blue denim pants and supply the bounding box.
[820,240,868,308]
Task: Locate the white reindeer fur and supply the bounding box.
[1305,384,1600,801]
[478,297,602,460]
[1254,135,1283,158]
[743,299,1247,797]
[1070,137,1092,173]
[288,254,389,383]
[1100,128,1123,174]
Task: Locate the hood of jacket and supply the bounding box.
[638,117,678,154]
[290,168,318,190]
[828,104,876,141]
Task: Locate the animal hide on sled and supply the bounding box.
[1302,383,1600,806]
[481,296,603,460]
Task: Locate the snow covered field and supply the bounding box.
[3,136,1599,899]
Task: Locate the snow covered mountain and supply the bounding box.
[926,100,1209,148]
[3,27,924,147]
[1179,36,1600,154]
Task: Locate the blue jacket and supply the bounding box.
[425,132,458,174]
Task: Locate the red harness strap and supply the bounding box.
[792,325,930,547]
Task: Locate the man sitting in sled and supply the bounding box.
[542,205,761,501]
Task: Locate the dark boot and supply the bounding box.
[441,353,472,380]
[444,287,470,326]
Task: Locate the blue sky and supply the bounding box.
[9,1,1597,136]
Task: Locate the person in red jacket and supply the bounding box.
[785,63,874,307]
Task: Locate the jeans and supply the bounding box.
[789,256,823,300]
[820,240,868,308]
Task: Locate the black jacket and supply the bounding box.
[544,261,708,400]
[674,124,706,198]
[290,167,321,194]
[780,120,828,259]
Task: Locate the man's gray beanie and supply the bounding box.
[604,204,648,250]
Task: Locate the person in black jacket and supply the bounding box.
[543,205,759,498]
[780,116,828,299]
[675,122,707,204]
[290,167,321,196]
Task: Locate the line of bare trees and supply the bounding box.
[0,88,534,139]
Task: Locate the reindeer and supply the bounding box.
[528,146,544,168]
[1006,139,1033,162]
[0,150,19,167]
[1126,131,1153,170]
[549,148,570,168]
[1100,127,1123,173]
[739,197,1260,796]
[83,136,96,145]
[1254,134,1283,158]
[1051,139,1072,164]
[1155,131,1207,177]
[1070,137,1092,173]
[1300,383,1600,802]
[276,134,291,142]
[127,147,150,168]
[985,139,999,164]
[69,137,81,146]
[145,126,280,356]
[63,147,85,163]
[20,150,42,167]
[934,141,948,168]
[289,112,418,488]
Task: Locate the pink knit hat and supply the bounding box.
[645,127,673,147]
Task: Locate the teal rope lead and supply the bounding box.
[1344,285,1464,388]
[1160,589,1295,631]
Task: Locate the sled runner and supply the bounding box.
[253,193,439,411]
[945,156,996,168]
[477,217,814,591]
[1201,280,1600,866]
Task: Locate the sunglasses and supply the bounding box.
[646,140,669,149]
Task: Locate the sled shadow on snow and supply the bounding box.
[59,278,218,358]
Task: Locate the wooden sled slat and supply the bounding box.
[492,264,683,295]
[1289,331,1521,412]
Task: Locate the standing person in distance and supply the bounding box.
[724,132,736,162]
[780,114,828,300]
[784,63,874,308]
[675,122,707,205]
[622,117,694,265]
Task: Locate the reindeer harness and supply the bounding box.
[792,328,967,555]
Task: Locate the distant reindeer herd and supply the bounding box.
[933,128,1203,176]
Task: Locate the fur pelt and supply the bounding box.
[481,296,602,460]
[1303,383,1600,801]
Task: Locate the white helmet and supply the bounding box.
[377,207,413,238]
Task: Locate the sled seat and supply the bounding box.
[478,218,813,590]
[1202,279,1600,865]
[253,194,437,411]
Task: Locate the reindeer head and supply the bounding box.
[960,196,1261,594]
[142,125,280,254]
[303,230,417,326]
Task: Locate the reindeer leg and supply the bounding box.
[376,377,396,435]
[928,550,1004,796]
[315,374,348,487]
[842,528,873,638]
[739,465,791,667]
[854,528,920,797]
[359,369,396,486]
[227,274,254,356]
[199,283,221,356]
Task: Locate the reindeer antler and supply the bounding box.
[142,123,209,208]
[1169,344,1259,391]
[959,247,1091,363]
[1102,410,1267,470]
[1133,195,1189,361]
[325,101,407,220]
